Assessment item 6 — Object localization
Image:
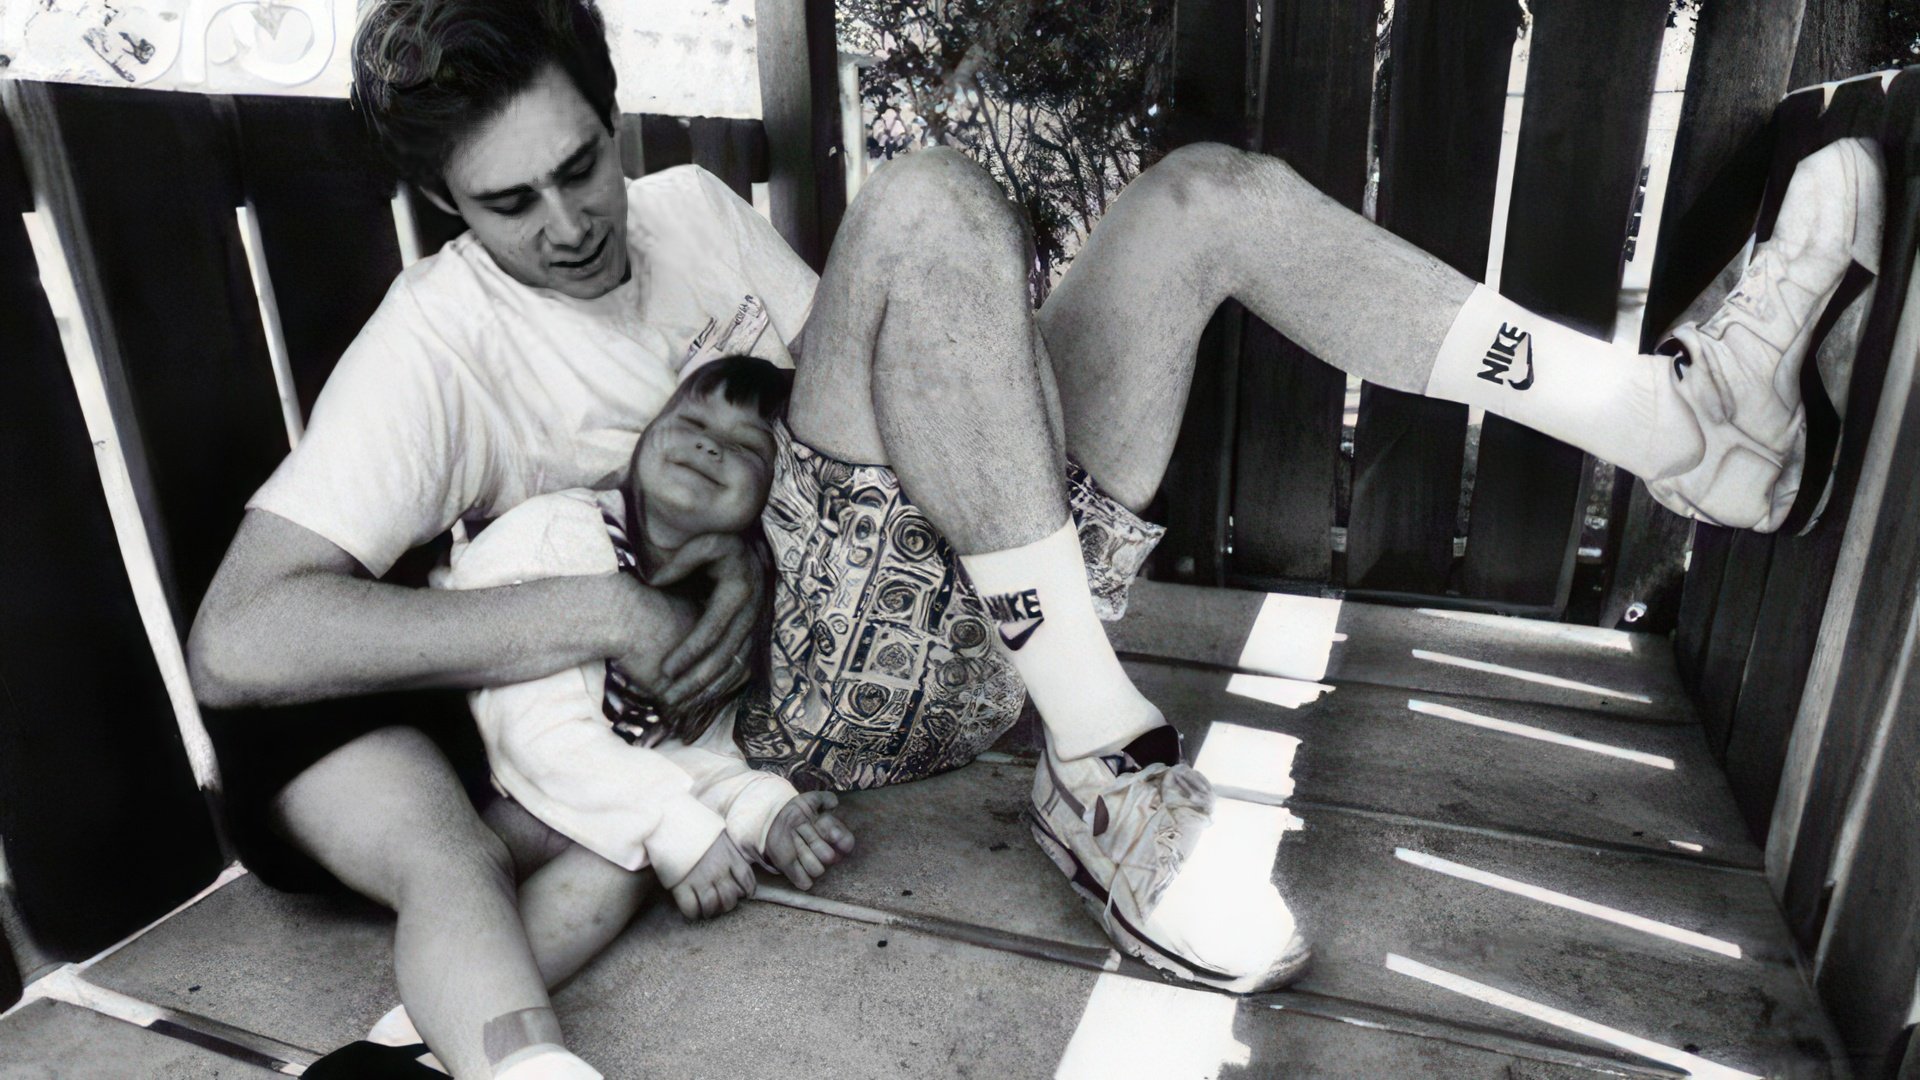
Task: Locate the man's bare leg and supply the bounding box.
[273,728,600,1078]
[1042,140,1882,531]
[789,146,1306,991]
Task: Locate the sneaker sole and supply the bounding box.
[1026,810,1313,994]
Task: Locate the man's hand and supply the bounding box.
[606,575,701,700]
[656,537,765,709]
[762,791,856,891]
[668,834,757,920]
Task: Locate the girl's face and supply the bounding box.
[634,390,777,543]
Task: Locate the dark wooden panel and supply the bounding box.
[1642,0,1807,344]
[639,113,695,173]
[232,96,402,421]
[1229,0,1376,583]
[755,0,844,270]
[45,85,286,624]
[1346,0,1518,593]
[1695,528,1773,761]
[1674,522,1731,690]
[1232,315,1345,580]
[1598,478,1690,632]
[1816,641,1920,1072]
[1724,74,1901,846]
[1459,0,1667,608]
[1154,0,1249,587]
[1603,0,1810,633]
[0,111,223,958]
[687,117,770,199]
[1154,301,1240,586]
[1782,69,1920,946]
[402,184,467,257]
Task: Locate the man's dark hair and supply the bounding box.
[350,0,619,197]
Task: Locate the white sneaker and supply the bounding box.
[1646,137,1882,532]
[1028,730,1311,993]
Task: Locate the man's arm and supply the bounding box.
[186,509,693,709]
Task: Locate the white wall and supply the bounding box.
[0,0,763,117]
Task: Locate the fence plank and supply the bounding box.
[1606,0,1809,634]
[1228,0,1377,585]
[34,85,285,625]
[1724,75,1897,846]
[1778,69,1920,948]
[1695,528,1773,762]
[1153,0,1249,588]
[0,108,224,959]
[232,96,402,423]
[755,0,845,269]
[1458,0,1667,609]
[687,117,770,200]
[1346,0,1516,594]
[1815,611,1920,1071]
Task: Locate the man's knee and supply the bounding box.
[1134,142,1303,221]
[858,147,1030,267]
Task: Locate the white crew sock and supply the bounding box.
[960,520,1164,760]
[493,1046,603,1080]
[1425,284,1703,480]
[367,1004,447,1074]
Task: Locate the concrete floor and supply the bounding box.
[0,588,1841,1077]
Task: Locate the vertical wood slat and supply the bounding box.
[1673,521,1731,689]
[1227,0,1377,585]
[231,96,403,422]
[1723,75,1897,843]
[1610,3,1808,637]
[1345,0,1516,595]
[0,103,224,960]
[1778,69,1920,942]
[755,0,845,270]
[1695,528,1773,761]
[34,85,286,629]
[1153,0,1249,588]
[1457,0,1668,610]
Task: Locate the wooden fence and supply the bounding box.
[4,0,1920,1071]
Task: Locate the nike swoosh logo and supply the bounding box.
[999,618,1043,651]
[1508,334,1535,390]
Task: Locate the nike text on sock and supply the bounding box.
[1425,284,1702,480]
[959,521,1164,761]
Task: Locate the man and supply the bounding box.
[188,0,1883,1074]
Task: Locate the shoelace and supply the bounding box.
[1091,763,1202,915]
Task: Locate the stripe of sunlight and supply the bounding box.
[1409,649,1655,704]
[1235,593,1346,681]
[1405,699,1674,770]
[1386,954,1761,1080]
[1055,972,1250,1080]
[1395,849,1740,958]
[22,210,221,798]
[1226,674,1335,711]
[1413,608,1636,653]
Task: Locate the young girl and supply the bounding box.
[449,354,856,917]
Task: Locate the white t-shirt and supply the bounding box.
[248,165,818,577]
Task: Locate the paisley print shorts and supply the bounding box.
[737,422,1164,791]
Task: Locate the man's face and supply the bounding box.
[635,390,777,542]
[439,63,630,299]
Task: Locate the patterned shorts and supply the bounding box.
[736,422,1164,791]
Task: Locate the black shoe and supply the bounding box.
[303,1040,443,1078]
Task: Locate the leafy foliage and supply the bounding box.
[839,0,1173,298]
